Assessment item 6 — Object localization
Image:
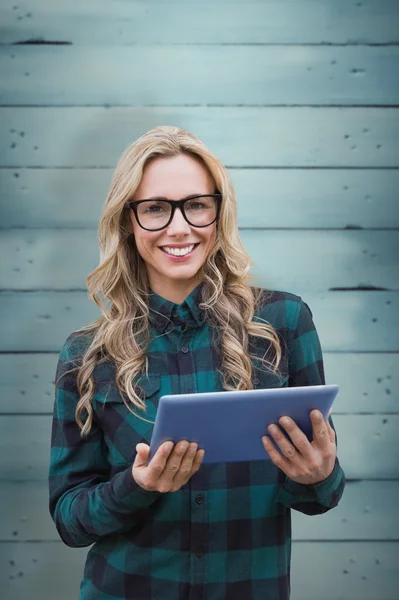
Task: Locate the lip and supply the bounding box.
[159,243,199,261]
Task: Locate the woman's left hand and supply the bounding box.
[262,410,336,485]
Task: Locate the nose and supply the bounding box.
[166,206,191,236]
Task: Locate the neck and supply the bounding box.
[149,275,202,304]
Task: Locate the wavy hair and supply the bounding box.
[65,125,282,435]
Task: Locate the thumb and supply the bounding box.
[134,443,150,468]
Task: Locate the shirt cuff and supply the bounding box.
[281,458,344,507]
[108,465,161,511]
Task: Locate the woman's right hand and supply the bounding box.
[132,441,205,493]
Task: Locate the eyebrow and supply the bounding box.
[144,193,209,201]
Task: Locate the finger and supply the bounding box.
[262,435,291,474]
[161,440,190,481]
[326,417,336,444]
[310,410,330,449]
[134,443,151,468]
[146,441,174,477]
[267,423,301,462]
[190,448,205,475]
[170,444,204,491]
[172,442,198,487]
[278,416,313,460]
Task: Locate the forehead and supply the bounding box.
[133,153,215,199]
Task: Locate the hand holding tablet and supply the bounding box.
[262,407,338,485]
[132,439,205,494]
[149,384,339,466]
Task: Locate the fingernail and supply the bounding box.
[268,424,278,434]
[280,417,290,427]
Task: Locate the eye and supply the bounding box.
[143,202,168,214]
[187,201,206,210]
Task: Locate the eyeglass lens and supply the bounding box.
[136,196,218,230]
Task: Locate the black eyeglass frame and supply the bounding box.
[126,193,223,231]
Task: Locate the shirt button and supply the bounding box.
[196,548,204,558]
[253,377,260,386]
[181,345,189,354]
[196,495,204,505]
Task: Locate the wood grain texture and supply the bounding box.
[2,46,399,106]
[1,480,397,542]
[1,0,398,44]
[1,542,398,600]
[290,542,399,600]
[0,1,397,596]
[1,353,397,415]
[1,229,398,292]
[0,414,397,481]
[1,168,399,229]
[1,542,87,600]
[1,291,397,352]
[1,107,398,167]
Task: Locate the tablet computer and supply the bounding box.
[149,384,339,463]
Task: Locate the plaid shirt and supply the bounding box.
[49,286,345,600]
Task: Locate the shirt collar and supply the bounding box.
[149,284,205,333]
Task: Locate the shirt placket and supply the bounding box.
[172,306,208,598]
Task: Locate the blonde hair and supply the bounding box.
[63,126,282,435]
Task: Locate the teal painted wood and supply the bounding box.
[0,414,397,480]
[1,107,398,168]
[1,480,397,542]
[2,168,399,229]
[1,229,398,292]
[1,542,87,600]
[293,480,399,541]
[0,291,397,352]
[2,46,399,106]
[1,0,398,44]
[1,353,397,415]
[2,541,397,600]
[290,542,399,600]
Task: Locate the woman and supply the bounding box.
[49,125,345,600]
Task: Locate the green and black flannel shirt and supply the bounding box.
[49,285,345,600]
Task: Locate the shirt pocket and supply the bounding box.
[95,373,161,467]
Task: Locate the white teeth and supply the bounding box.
[162,244,195,257]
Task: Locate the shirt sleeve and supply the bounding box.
[48,334,161,548]
[276,298,346,515]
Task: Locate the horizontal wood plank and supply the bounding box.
[1,107,398,168]
[1,229,398,292]
[1,0,398,44]
[2,46,398,106]
[1,480,397,542]
[1,542,87,600]
[1,352,397,415]
[1,168,399,229]
[0,291,397,352]
[1,542,398,600]
[290,541,399,600]
[0,414,397,481]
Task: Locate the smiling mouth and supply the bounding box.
[161,244,199,257]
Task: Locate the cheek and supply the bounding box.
[204,224,217,248]
[132,225,159,261]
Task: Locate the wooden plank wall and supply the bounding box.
[0,1,398,598]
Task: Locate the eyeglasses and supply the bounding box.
[126,194,222,231]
